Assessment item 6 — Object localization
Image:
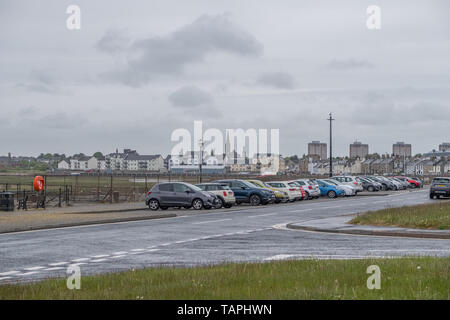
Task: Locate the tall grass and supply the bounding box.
[0,257,448,300]
[350,201,450,230]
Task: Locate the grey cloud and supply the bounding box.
[256,72,295,90]
[169,85,214,108]
[101,14,263,86]
[17,70,69,94]
[96,29,131,54]
[326,59,374,70]
[343,92,450,126]
[32,113,89,129]
[168,86,222,119]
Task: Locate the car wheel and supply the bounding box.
[148,199,160,211]
[192,199,204,210]
[215,197,224,209]
[368,186,374,192]
[429,193,434,199]
[327,190,337,198]
[249,194,261,206]
[224,204,233,208]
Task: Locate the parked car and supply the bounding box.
[214,179,276,205]
[390,177,410,189]
[196,183,236,208]
[367,176,392,191]
[386,177,405,190]
[393,176,414,188]
[332,176,364,193]
[294,179,321,199]
[356,177,380,192]
[410,177,424,188]
[247,179,289,203]
[286,181,307,200]
[429,177,450,199]
[265,181,302,201]
[146,182,217,211]
[326,179,357,196]
[315,179,346,198]
[361,176,384,190]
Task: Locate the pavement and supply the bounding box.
[287,215,450,239]
[0,188,449,284]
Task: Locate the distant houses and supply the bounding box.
[57,149,165,172]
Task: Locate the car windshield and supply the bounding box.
[323,179,338,186]
[433,178,450,183]
[241,180,258,188]
[188,184,203,192]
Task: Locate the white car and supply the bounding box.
[295,179,320,199]
[266,181,302,201]
[332,176,363,193]
[324,179,357,196]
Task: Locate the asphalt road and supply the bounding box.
[1,188,448,283]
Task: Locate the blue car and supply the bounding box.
[214,179,275,205]
[315,179,345,198]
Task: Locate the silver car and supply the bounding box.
[333,176,364,193]
[295,179,320,199]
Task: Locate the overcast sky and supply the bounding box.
[1,0,449,157]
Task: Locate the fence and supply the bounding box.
[0,172,326,207]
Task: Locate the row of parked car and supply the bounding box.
[355,176,423,192]
[145,175,421,211]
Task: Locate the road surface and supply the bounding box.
[1,189,448,283]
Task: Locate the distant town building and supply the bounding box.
[57,160,70,170]
[349,141,369,159]
[439,142,450,152]
[308,141,327,160]
[392,142,412,157]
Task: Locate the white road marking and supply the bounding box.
[192,219,232,225]
[0,271,21,276]
[91,258,108,263]
[20,271,40,276]
[193,219,231,224]
[110,255,126,259]
[131,249,146,252]
[112,251,128,255]
[265,254,390,261]
[72,262,88,266]
[0,277,12,281]
[91,254,109,258]
[44,267,65,271]
[24,266,45,271]
[49,262,69,266]
[288,209,313,213]
[248,213,278,218]
[72,258,90,262]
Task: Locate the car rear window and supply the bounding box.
[158,184,173,192]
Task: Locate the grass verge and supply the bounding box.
[350,201,450,230]
[0,257,449,299]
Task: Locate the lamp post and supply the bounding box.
[328,113,335,177]
[199,139,204,183]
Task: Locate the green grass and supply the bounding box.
[0,257,449,299]
[350,201,450,230]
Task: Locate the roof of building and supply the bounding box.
[125,154,161,161]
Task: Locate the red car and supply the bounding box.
[394,176,422,188]
[288,181,307,200]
